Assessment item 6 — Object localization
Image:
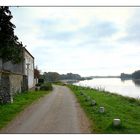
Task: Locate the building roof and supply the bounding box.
[23,47,34,59]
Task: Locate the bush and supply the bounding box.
[38,78,44,84]
[35,83,41,86]
[40,83,53,91]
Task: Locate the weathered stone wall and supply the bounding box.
[0,72,28,104]
[0,58,24,74]
[10,74,23,96]
[0,72,11,103]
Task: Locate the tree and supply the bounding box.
[43,72,60,82]
[34,66,40,84]
[0,6,23,68]
[132,70,140,79]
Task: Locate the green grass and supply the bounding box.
[0,90,50,130]
[52,81,66,86]
[69,85,140,134]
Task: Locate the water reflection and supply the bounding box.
[121,78,140,87]
[120,77,132,82]
[132,79,140,87]
[74,78,140,98]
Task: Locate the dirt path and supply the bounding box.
[0,85,91,134]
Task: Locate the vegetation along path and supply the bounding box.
[0,85,91,134]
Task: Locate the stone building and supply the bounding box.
[23,47,34,89]
[0,47,34,103]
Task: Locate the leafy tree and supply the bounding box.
[42,72,82,82]
[34,68,40,79]
[43,72,60,82]
[34,66,40,84]
[0,6,23,68]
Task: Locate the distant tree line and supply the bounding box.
[60,73,81,80]
[39,72,83,82]
[120,70,140,80]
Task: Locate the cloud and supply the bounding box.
[80,20,118,38]
[9,7,140,76]
[118,8,140,44]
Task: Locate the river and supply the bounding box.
[74,78,140,99]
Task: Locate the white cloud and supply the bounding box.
[10,7,140,76]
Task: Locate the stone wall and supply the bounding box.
[0,72,11,103]
[0,58,24,74]
[10,74,23,96]
[0,71,28,104]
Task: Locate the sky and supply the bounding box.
[10,7,140,76]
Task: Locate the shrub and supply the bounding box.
[35,83,41,86]
[40,83,53,91]
[38,78,44,84]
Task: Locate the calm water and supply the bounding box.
[74,78,140,99]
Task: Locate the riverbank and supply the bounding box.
[0,90,50,130]
[69,85,140,134]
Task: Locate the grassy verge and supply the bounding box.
[0,90,50,130]
[52,81,66,86]
[69,85,140,134]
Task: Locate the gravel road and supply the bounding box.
[0,85,91,134]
